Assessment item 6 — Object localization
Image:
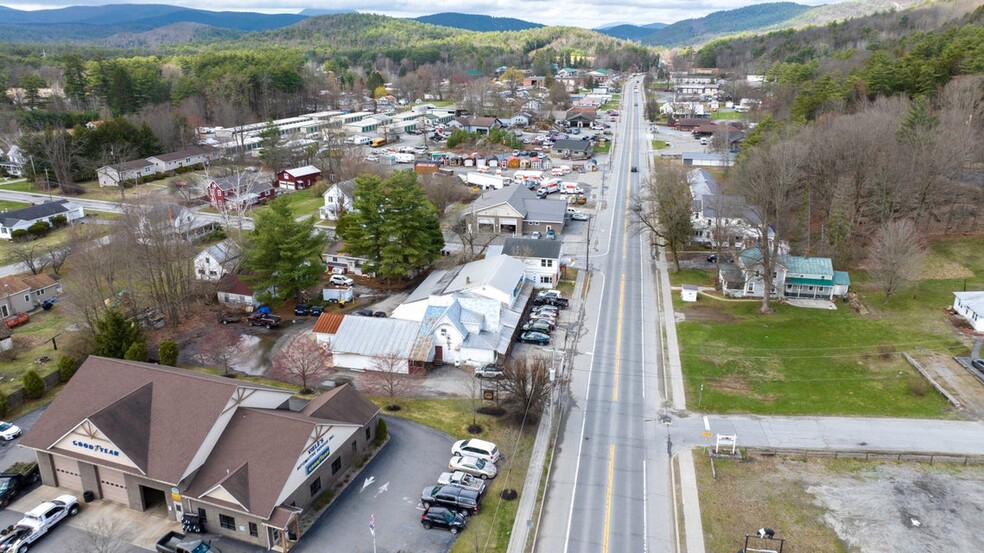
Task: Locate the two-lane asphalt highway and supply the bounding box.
[537,75,675,553]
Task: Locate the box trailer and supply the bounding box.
[465,172,512,190]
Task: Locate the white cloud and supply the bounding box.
[1,0,840,28]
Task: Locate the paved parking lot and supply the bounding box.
[292,416,457,553]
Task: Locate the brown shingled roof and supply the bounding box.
[312,313,344,334]
[301,383,379,426]
[0,276,30,297]
[20,357,284,485]
[216,273,255,296]
[21,273,56,290]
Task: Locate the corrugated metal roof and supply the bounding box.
[285,165,321,178]
[833,271,851,286]
[445,256,526,298]
[784,255,833,277]
[331,316,421,358]
[312,312,344,334]
[688,169,719,197]
[953,291,984,313]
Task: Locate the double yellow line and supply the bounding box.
[602,93,638,553]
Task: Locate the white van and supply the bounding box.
[352,136,371,145]
[452,438,501,464]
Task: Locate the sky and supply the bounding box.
[1,0,841,28]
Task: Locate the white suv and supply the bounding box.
[452,439,501,464]
[328,275,354,286]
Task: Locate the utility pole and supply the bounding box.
[585,215,591,272]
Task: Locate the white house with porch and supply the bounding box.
[953,291,984,332]
[719,247,850,301]
[320,180,355,220]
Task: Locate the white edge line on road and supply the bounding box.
[640,232,646,400]
[563,269,606,553]
[642,459,649,553]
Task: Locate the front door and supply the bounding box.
[434,346,443,366]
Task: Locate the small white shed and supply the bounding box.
[681,285,699,303]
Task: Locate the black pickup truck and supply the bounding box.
[0,462,40,508]
[421,485,481,516]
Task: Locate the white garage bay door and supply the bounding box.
[52,455,83,492]
[98,467,128,503]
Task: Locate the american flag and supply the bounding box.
[369,514,375,537]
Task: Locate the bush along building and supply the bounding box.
[20,357,380,550]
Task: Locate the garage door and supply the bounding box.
[97,467,128,504]
[52,455,83,492]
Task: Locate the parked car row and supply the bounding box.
[517,291,569,346]
[420,439,502,535]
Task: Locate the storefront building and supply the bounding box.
[21,357,380,551]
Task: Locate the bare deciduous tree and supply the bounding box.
[498,356,556,424]
[734,134,807,313]
[272,335,334,393]
[8,242,51,275]
[868,219,925,299]
[196,325,245,376]
[69,519,132,553]
[629,162,694,271]
[359,351,420,408]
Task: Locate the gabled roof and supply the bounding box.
[202,240,241,266]
[210,176,274,195]
[148,145,216,163]
[455,116,498,128]
[524,198,567,223]
[327,179,356,199]
[688,169,719,198]
[216,273,254,296]
[784,255,833,277]
[329,316,422,359]
[552,139,592,152]
[445,255,526,297]
[0,275,30,296]
[283,165,321,178]
[312,312,344,334]
[301,383,380,425]
[471,185,533,216]
[20,357,289,486]
[501,238,562,259]
[0,199,74,228]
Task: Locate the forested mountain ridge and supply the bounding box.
[413,13,543,32]
[0,3,306,30]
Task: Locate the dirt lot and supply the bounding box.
[696,453,984,553]
[911,352,984,419]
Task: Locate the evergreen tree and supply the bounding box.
[93,309,143,359]
[159,340,179,367]
[338,171,443,281]
[22,370,45,400]
[124,341,148,362]
[241,196,325,304]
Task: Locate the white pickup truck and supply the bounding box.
[0,494,79,553]
[437,470,488,497]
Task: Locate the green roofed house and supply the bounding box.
[719,246,850,301]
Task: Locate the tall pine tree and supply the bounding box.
[338,171,443,281]
[241,196,325,304]
[93,309,143,359]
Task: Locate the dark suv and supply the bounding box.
[421,506,467,534]
[246,313,282,329]
[421,485,481,516]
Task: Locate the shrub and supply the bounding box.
[10,230,28,241]
[373,418,387,446]
[22,370,45,400]
[124,341,148,362]
[28,221,51,236]
[907,375,931,397]
[311,182,329,197]
[50,215,67,228]
[0,394,6,418]
[158,341,179,367]
[57,355,80,382]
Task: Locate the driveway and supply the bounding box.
[292,416,457,553]
[0,405,49,470]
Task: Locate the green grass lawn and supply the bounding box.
[376,397,534,553]
[669,268,714,288]
[253,188,325,219]
[675,236,984,417]
[0,200,27,212]
[0,310,67,393]
[652,140,670,150]
[711,111,741,120]
[594,141,612,154]
[0,180,34,193]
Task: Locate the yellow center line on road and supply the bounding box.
[602,443,615,553]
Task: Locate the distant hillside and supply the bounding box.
[599,23,666,41]
[0,3,306,42]
[413,13,543,32]
[103,22,243,48]
[644,2,811,46]
[298,8,357,16]
[638,0,932,47]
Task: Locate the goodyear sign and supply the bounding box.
[305,447,332,475]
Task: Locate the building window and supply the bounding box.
[219,514,235,530]
[540,276,553,284]
[198,508,207,522]
[309,477,321,496]
[365,426,371,441]
[540,259,553,267]
[23,295,29,303]
[35,290,44,296]
[351,440,357,453]
[331,458,342,475]
[249,522,258,537]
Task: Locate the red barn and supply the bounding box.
[276,165,322,191]
[206,176,276,211]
